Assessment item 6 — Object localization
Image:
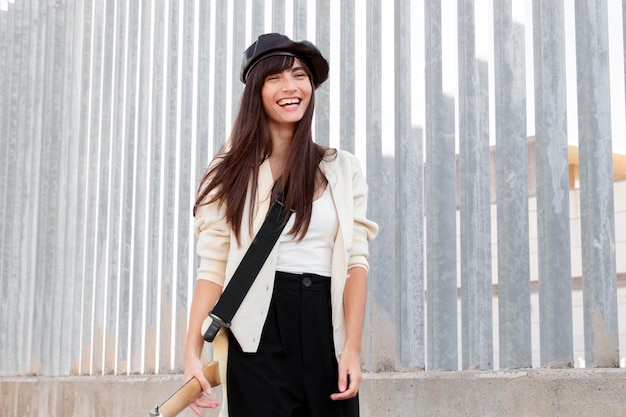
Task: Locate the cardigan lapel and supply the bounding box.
[252,159,275,233]
[320,158,351,256]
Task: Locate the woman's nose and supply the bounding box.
[281,76,297,91]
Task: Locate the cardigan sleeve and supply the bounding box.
[345,152,379,272]
[194,198,230,286]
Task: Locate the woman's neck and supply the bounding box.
[268,125,294,176]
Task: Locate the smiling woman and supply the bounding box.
[183,33,378,417]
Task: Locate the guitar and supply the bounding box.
[149,361,221,417]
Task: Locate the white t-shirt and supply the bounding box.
[276,186,339,276]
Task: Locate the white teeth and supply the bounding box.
[278,98,300,106]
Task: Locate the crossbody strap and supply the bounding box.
[202,198,292,342]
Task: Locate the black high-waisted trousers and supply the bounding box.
[226,271,360,417]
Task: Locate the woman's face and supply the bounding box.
[261,58,313,132]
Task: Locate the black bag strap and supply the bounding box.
[202,198,292,342]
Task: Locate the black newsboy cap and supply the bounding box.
[240,33,329,88]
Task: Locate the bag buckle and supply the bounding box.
[201,312,230,342]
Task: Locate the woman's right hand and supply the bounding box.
[184,356,220,416]
[184,280,224,415]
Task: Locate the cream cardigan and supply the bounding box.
[194,149,378,358]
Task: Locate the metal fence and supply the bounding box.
[0,0,622,376]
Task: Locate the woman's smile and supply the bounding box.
[277,97,302,109]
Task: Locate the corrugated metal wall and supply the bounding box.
[0,0,622,377]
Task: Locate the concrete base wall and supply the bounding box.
[2,369,626,416]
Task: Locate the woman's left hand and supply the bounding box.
[330,347,362,401]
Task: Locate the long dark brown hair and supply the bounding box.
[194,55,335,244]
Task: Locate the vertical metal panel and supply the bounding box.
[105,0,129,375]
[212,0,228,146]
[5,0,19,375]
[32,0,48,375]
[122,0,145,375]
[0,16,8,363]
[399,123,426,368]
[21,0,39,376]
[20,0,41,376]
[0,14,6,360]
[314,0,330,147]
[161,0,182,373]
[273,0,285,33]
[14,0,29,152]
[12,11,33,378]
[79,0,106,375]
[172,0,197,372]
[493,0,532,369]
[40,0,70,376]
[365,0,397,372]
[195,0,211,169]
[2,0,19,376]
[0,0,15,372]
[193,4,212,361]
[339,0,355,153]
[0,3,8,150]
[292,0,307,40]
[75,0,95,376]
[65,0,88,375]
[92,0,118,375]
[28,0,46,375]
[575,0,619,368]
[150,0,169,373]
[251,0,265,37]
[57,0,80,376]
[533,0,573,368]
[425,0,458,371]
[137,0,159,374]
[458,0,493,370]
[395,0,424,369]
[0,11,8,312]
[93,0,113,374]
[231,0,246,120]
